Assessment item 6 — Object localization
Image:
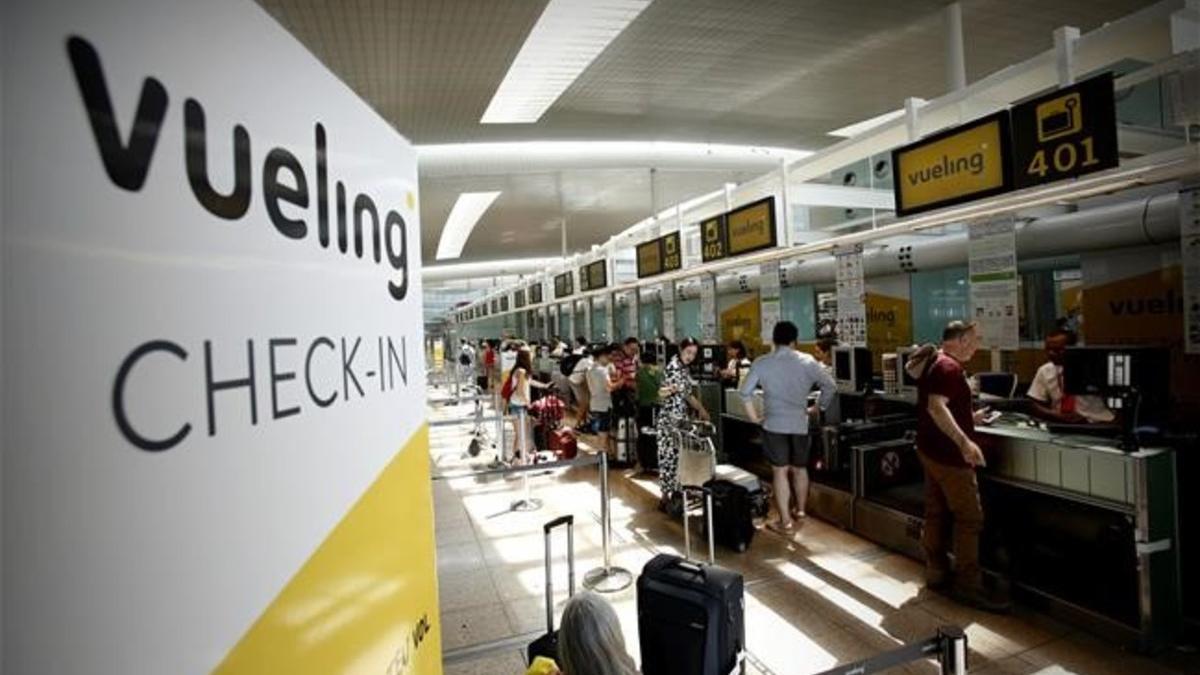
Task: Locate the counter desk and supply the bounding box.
[717,392,1181,650]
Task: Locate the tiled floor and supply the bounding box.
[425,387,1196,675]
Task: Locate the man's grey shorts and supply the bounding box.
[762,431,811,468]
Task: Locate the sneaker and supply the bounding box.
[954,586,1012,613]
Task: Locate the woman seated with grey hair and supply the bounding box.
[556,591,639,675]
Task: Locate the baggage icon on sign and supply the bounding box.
[1036,92,1082,142]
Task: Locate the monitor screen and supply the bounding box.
[897,350,917,387]
[1063,346,1169,404]
[834,349,852,381]
[977,372,1016,398]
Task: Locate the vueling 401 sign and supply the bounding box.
[892,73,1118,217]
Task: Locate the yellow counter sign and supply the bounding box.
[726,197,776,256]
[892,111,1013,217]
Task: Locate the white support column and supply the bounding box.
[699,273,718,343]
[1053,26,1080,87]
[905,96,923,142]
[628,289,640,338]
[944,2,967,93]
[1172,0,1200,54]
[779,158,792,248]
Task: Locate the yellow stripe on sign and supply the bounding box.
[216,425,441,675]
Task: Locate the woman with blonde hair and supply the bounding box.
[556,591,639,675]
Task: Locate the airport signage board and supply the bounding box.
[892,111,1013,217]
[700,197,777,263]
[636,231,683,278]
[726,197,777,257]
[579,259,608,291]
[2,0,439,673]
[1011,73,1118,190]
[554,271,575,298]
[529,282,543,304]
[700,215,727,262]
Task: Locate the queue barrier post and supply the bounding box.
[583,450,634,593]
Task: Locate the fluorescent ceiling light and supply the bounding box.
[435,191,502,260]
[481,0,653,124]
[827,100,925,138]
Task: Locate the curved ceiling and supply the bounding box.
[255,0,1159,265]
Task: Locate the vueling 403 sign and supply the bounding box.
[893,72,1118,217]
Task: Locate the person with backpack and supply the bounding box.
[457,338,475,389]
[503,347,551,464]
[565,349,593,430]
[908,321,1009,612]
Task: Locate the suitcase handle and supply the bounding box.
[681,485,715,565]
[542,515,575,635]
[544,514,573,534]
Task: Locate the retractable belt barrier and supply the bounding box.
[814,626,968,675]
[432,453,602,481]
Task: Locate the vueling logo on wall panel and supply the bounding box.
[66,36,424,453]
[68,36,412,302]
[3,1,435,672]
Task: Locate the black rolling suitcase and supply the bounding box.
[638,486,745,675]
[705,479,756,553]
[527,515,575,665]
[637,426,659,471]
[612,415,637,466]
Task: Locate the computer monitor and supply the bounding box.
[833,346,873,393]
[640,341,659,366]
[977,372,1018,399]
[696,344,727,381]
[895,347,919,398]
[1063,346,1169,405]
[1062,346,1171,447]
[663,341,680,366]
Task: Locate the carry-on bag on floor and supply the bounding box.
[548,428,578,460]
[714,463,769,518]
[637,486,746,675]
[527,515,576,665]
[612,415,637,466]
[637,426,659,472]
[704,479,756,553]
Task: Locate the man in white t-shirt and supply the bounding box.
[568,350,594,428]
[1027,329,1114,424]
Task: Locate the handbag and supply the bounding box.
[676,422,716,488]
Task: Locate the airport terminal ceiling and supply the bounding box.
[256,0,1161,264]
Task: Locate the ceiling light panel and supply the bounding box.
[481,0,653,124]
[435,191,503,260]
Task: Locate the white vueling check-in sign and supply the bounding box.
[2,1,440,674]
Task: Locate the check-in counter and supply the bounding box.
[975,422,1181,650]
[717,388,1182,649]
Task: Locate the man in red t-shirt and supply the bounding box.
[915,321,1008,612]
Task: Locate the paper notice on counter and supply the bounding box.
[835,247,867,346]
[661,282,676,340]
[700,274,718,343]
[760,261,782,345]
[969,219,1019,350]
[627,291,640,338]
[1182,188,1200,354]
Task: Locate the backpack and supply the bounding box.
[501,370,516,401]
[459,352,471,366]
[559,353,583,377]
